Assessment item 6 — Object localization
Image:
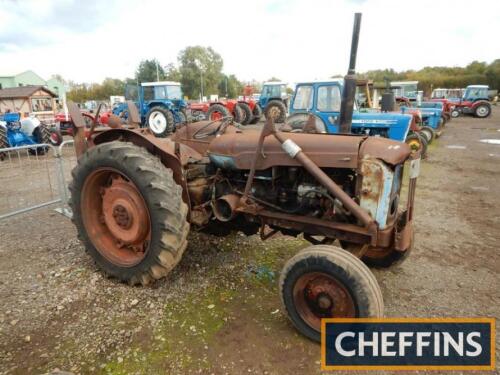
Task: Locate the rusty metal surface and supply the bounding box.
[126,100,141,127]
[293,272,356,332]
[208,128,364,170]
[67,101,87,157]
[81,168,151,267]
[359,136,411,166]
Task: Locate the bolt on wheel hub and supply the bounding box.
[112,204,132,229]
[294,272,356,332]
[82,169,152,267]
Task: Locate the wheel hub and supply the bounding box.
[149,112,167,133]
[294,272,356,331]
[102,176,149,245]
[112,204,132,229]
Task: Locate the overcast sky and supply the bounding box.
[0,0,499,84]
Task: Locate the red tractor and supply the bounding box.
[449,85,492,118]
[190,99,262,125]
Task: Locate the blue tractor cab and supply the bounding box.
[288,79,413,143]
[258,82,289,123]
[113,81,187,137]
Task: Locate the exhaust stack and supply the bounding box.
[339,13,362,134]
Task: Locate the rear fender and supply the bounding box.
[92,128,202,207]
[472,100,490,108]
[148,101,172,111]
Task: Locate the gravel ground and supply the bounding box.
[0,108,499,374]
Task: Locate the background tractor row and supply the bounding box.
[286,79,429,156]
[112,81,188,137]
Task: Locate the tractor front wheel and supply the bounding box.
[250,104,262,124]
[280,245,383,342]
[70,142,189,285]
[146,107,175,137]
[474,103,491,118]
[451,109,460,118]
[264,100,287,123]
[237,102,252,125]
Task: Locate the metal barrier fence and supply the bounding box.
[0,141,76,221]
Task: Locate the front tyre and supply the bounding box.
[146,106,175,137]
[280,245,384,342]
[69,142,189,285]
[451,109,460,118]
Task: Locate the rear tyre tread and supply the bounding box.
[264,100,287,123]
[237,102,253,125]
[70,142,189,286]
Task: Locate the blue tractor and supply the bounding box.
[286,79,425,153]
[113,81,188,137]
[258,81,289,123]
[0,113,52,156]
[400,102,444,141]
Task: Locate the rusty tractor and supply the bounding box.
[66,13,419,342]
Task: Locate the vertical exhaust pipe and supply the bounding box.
[339,13,362,134]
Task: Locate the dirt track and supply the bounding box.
[0,109,499,374]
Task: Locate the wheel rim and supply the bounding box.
[268,106,281,120]
[293,272,356,332]
[210,111,224,121]
[477,106,488,116]
[149,111,167,134]
[81,168,151,267]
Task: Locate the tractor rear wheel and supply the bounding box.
[206,104,229,121]
[280,245,383,342]
[0,125,8,148]
[264,100,287,123]
[474,103,491,118]
[30,125,51,155]
[231,104,244,123]
[177,109,187,124]
[237,102,252,125]
[69,142,189,286]
[146,106,175,137]
[250,104,262,124]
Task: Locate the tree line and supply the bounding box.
[358,60,500,95]
[67,46,246,103]
[66,46,499,102]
